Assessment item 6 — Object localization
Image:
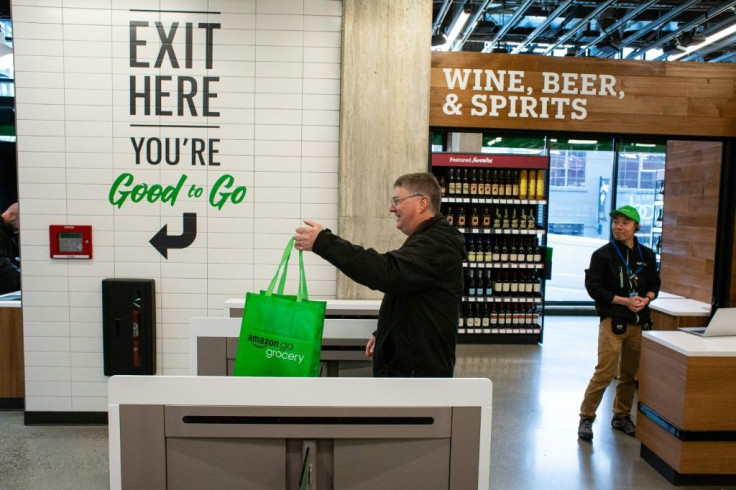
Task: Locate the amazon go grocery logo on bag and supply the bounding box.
[247,334,304,365]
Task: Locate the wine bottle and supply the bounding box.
[471,302,481,330]
[504,170,513,196]
[484,237,493,263]
[533,269,541,296]
[536,170,545,199]
[533,241,542,263]
[457,206,466,227]
[493,271,502,296]
[467,237,476,263]
[491,170,499,196]
[493,208,502,229]
[512,170,520,197]
[484,269,493,297]
[527,209,536,230]
[528,170,536,200]
[462,168,470,196]
[497,304,507,328]
[502,208,510,229]
[483,169,492,196]
[655,207,663,227]
[492,240,501,262]
[655,235,662,255]
[482,207,491,227]
[500,239,509,262]
[439,175,447,196]
[490,303,498,330]
[481,302,490,332]
[446,205,455,226]
[501,271,510,296]
[470,168,478,196]
[511,208,519,229]
[519,169,528,199]
[470,206,480,227]
[498,171,506,197]
[448,168,456,196]
[509,238,518,262]
[519,208,527,230]
[510,271,519,295]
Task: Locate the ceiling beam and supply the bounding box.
[574,0,659,56]
[627,0,736,59]
[479,0,537,53]
[511,0,575,54]
[542,0,617,55]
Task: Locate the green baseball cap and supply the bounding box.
[609,205,640,223]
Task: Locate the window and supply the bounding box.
[550,150,586,187]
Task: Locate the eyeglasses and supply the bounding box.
[391,194,423,207]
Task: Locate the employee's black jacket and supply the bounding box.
[312,215,466,377]
[0,219,19,295]
[585,238,661,324]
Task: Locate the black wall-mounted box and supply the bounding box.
[102,279,156,376]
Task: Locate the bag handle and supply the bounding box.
[266,237,309,301]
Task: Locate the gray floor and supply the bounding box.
[0,316,733,489]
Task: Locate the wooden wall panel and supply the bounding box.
[430,52,736,137]
[659,141,722,303]
[338,0,432,299]
[0,308,24,398]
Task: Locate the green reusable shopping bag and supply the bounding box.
[233,238,326,377]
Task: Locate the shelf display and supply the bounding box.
[431,153,549,344]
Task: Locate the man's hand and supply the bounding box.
[294,219,323,251]
[614,295,648,313]
[365,335,376,359]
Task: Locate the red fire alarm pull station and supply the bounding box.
[49,225,93,259]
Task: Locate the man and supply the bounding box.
[294,172,466,377]
[0,202,20,294]
[578,205,661,441]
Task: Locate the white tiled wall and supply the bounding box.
[12,0,342,412]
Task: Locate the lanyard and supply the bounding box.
[611,240,644,277]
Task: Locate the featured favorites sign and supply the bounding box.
[430,52,736,138]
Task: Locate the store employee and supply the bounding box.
[578,205,661,441]
[294,172,467,377]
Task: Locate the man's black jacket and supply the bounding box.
[312,215,466,377]
[585,238,661,324]
[0,219,19,294]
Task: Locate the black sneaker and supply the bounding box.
[578,417,594,440]
[611,416,636,437]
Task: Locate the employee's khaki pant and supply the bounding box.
[579,317,642,420]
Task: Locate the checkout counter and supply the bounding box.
[0,291,23,408]
[113,299,493,489]
[108,376,493,490]
[648,294,711,331]
[637,331,736,485]
[191,299,381,377]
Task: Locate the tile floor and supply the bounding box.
[0,316,732,489]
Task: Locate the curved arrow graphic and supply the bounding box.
[150,213,197,259]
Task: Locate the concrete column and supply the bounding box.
[338,0,432,299]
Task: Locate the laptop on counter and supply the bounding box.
[678,307,736,337]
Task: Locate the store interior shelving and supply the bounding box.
[431,153,549,344]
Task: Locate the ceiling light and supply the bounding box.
[568,139,598,145]
[668,23,736,61]
[431,33,448,49]
[441,8,471,52]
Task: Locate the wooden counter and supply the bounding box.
[0,298,23,407]
[637,331,736,485]
[649,298,711,331]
